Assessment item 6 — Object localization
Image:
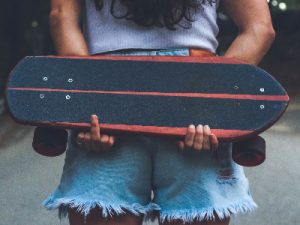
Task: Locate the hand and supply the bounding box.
[76,115,116,153]
[177,124,218,151]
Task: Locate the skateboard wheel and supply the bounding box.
[32,127,68,157]
[232,136,266,167]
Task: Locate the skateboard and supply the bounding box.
[6,56,289,166]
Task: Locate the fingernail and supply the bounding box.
[204,125,210,130]
[197,124,203,131]
[188,125,195,132]
[91,115,97,120]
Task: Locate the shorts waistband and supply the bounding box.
[102,48,215,57]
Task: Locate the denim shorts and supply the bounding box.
[43,48,257,223]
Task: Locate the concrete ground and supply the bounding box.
[0,91,299,225]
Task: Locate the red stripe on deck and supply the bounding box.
[9,87,290,101]
[38,121,253,140]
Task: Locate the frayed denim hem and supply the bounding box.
[159,197,257,223]
[43,197,160,220]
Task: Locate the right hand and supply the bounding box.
[177,124,219,151]
[76,115,116,153]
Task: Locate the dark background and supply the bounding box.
[0,0,299,98]
[0,2,299,224]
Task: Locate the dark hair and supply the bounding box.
[93,0,215,30]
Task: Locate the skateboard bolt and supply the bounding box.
[234,85,239,90]
[40,94,45,99]
[43,77,48,81]
[260,88,265,92]
[66,95,71,100]
[68,78,73,83]
[260,105,265,109]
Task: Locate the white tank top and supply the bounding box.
[84,0,220,54]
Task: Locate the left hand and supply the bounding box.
[177,124,219,151]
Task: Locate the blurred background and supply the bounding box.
[0,0,299,225]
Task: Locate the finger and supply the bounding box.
[76,132,85,147]
[107,136,116,148]
[176,141,185,150]
[93,135,115,152]
[99,135,110,150]
[209,134,219,151]
[193,124,204,151]
[98,135,112,151]
[184,125,196,148]
[202,125,211,150]
[100,134,110,143]
[90,115,102,151]
[90,115,100,141]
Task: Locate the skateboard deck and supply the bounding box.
[6,56,289,142]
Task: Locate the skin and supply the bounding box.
[49,0,275,224]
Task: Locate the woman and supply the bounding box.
[44,0,275,224]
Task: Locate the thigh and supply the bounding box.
[69,207,144,225]
[151,139,256,223]
[44,133,154,220]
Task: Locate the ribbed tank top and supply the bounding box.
[84,0,220,54]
